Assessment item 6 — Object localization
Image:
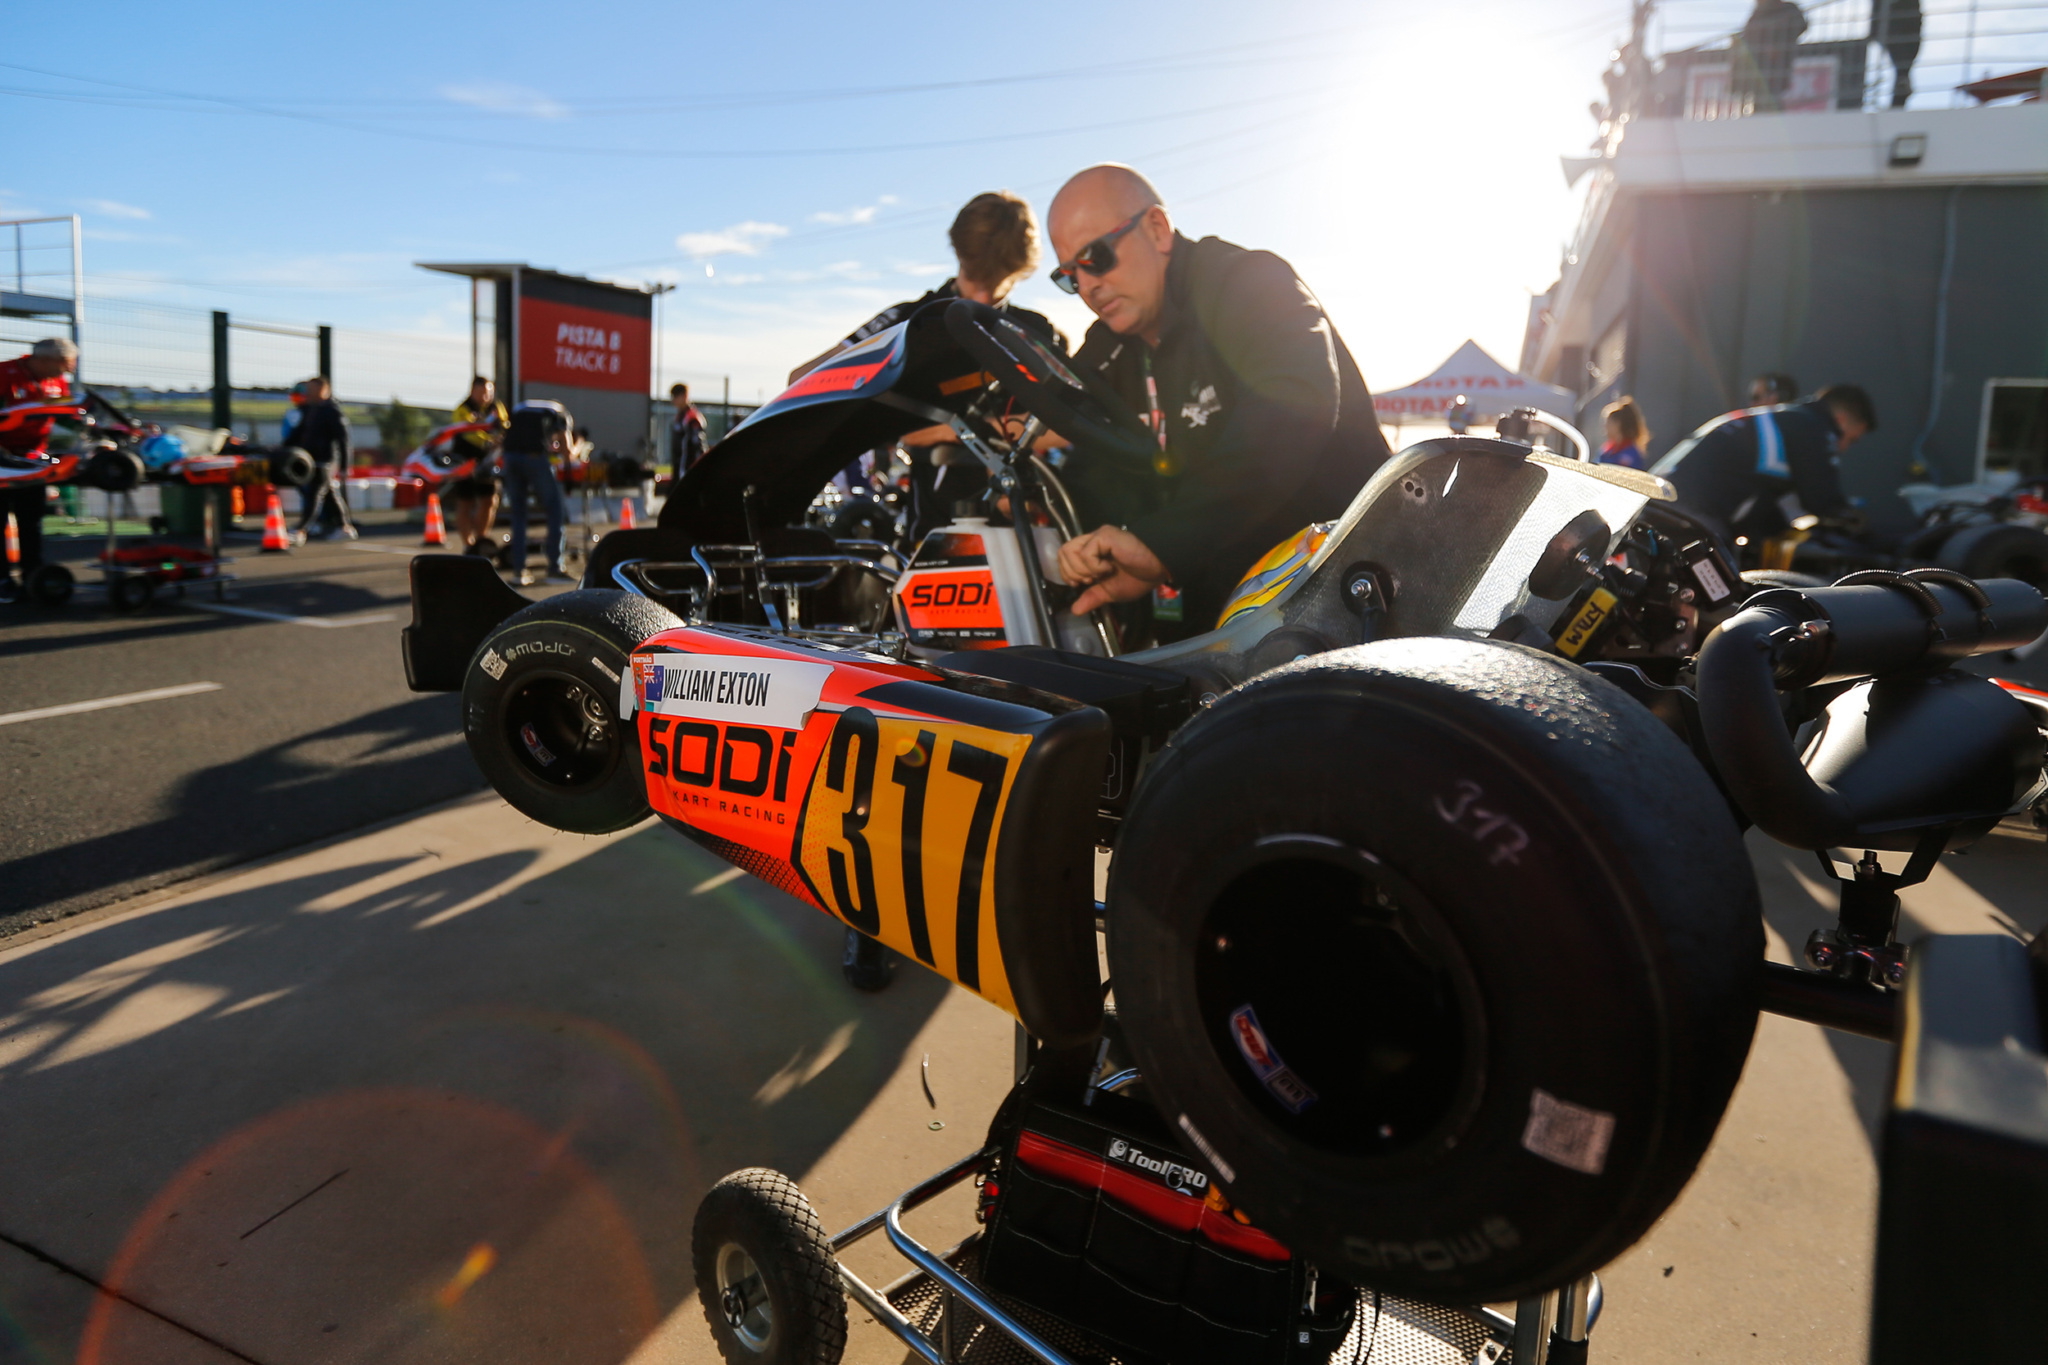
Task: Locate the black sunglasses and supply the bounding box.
[1050,211,1147,295]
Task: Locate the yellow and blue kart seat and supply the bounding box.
[1214,524,1333,629]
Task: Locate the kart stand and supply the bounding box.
[812,1146,1601,1365]
[96,486,234,612]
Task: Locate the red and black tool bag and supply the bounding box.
[979,1092,1353,1365]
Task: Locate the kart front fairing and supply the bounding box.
[659,303,993,543]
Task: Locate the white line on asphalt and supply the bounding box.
[0,682,224,728]
[189,603,397,629]
[691,867,748,895]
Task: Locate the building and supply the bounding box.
[1521,18,2048,529]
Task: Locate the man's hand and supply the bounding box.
[1058,525,1168,614]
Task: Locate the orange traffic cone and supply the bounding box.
[422,492,447,547]
[617,496,635,530]
[4,513,17,565]
[260,492,292,553]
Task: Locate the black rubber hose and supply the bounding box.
[1695,578,2048,849]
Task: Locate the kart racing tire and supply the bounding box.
[26,562,74,607]
[1739,569,1829,591]
[108,574,154,613]
[460,589,682,834]
[1936,522,2048,587]
[84,446,145,493]
[268,447,316,489]
[692,1168,848,1365]
[1106,638,1763,1304]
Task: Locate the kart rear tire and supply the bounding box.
[27,563,73,607]
[1106,638,1762,1304]
[85,447,145,493]
[1936,522,2048,587]
[108,574,154,613]
[460,589,682,834]
[269,447,316,489]
[692,1169,848,1365]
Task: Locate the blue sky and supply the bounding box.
[2,0,1822,405]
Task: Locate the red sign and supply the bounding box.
[519,296,650,394]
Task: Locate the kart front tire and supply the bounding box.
[460,588,681,834]
[1107,637,1762,1304]
[692,1169,848,1365]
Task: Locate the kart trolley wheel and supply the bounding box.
[1107,637,1763,1304]
[26,563,74,607]
[268,446,316,489]
[692,1168,849,1365]
[108,572,154,613]
[461,589,682,834]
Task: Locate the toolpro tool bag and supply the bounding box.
[979,1081,1355,1365]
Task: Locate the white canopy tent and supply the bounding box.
[1373,339,1579,426]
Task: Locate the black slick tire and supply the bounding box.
[1936,522,2048,587]
[460,588,681,834]
[692,1168,848,1365]
[1106,637,1762,1303]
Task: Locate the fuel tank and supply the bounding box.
[624,627,1110,1045]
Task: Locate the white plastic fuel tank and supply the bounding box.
[893,516,1103,657]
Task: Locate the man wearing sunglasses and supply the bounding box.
[1046,165,1390,638]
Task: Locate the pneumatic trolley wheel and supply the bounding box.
[109,573,154,613]
[692,1169,848,1365]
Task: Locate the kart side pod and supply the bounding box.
[626,627,1110,1046]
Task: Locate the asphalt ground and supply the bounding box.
[0,516,575,935]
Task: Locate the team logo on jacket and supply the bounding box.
[1182,384,1222,428]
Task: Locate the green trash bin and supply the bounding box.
[159,483,233,536]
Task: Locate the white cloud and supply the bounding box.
[895,261,952,278]
[82,198,151,221]
[808,194,898,226]
[675,220,790,260]
[439,83,568,119]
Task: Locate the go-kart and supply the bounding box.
[402,298,2048,1362]
[1,390,313,607]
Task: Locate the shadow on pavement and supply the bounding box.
[0,696,479,931]
[0,828,948,1365]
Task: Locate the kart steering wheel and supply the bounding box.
[943,299,1155,464]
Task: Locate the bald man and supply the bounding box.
[1048,165,1390,638]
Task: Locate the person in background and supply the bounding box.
[1738,0,1808,110]
[668,383,705,479]
[1599,397,1651,469]
[1750,372,1799,406]
[794,191,1065,547]
[1652,383,1876,551]
[500,398,575,586]
[292,376,357,544]
[0,337,79,597]
[449,376,508,557]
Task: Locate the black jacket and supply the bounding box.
[1069,233,1390,629]
[292,399,350,468]
[1652,400,1849,537]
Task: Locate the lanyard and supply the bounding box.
[1141,353,1176,476]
